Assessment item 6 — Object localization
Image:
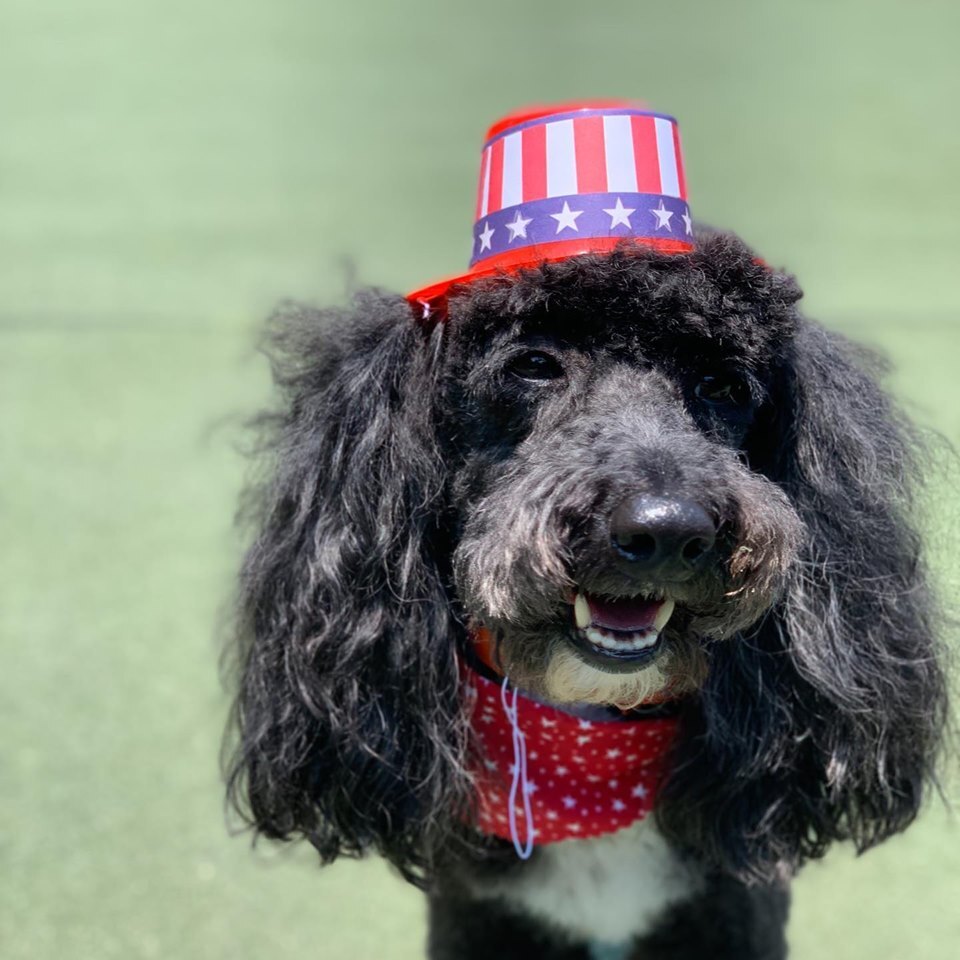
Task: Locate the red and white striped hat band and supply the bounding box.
[406,103,694,316]
[471,107,692,269]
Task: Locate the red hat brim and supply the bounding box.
[406,235,694,320]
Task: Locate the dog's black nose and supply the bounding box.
[609,495,716,580]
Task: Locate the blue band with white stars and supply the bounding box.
[470,193,693,267]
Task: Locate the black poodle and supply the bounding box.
[224,236,948,959]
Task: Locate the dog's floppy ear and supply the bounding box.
[660,317,948,881]
[224,291,469,883]
[773,322,948,837]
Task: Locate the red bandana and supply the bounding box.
[462,667,679,851]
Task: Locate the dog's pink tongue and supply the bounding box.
[586,594,662,632]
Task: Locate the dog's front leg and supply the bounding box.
[628,874,790,960]
[427,891,594,960]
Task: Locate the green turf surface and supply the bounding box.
[3,2,958,957]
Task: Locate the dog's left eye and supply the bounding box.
[507,351,564,382]
[694,374,750,407]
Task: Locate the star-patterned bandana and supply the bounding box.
[462,667,679,847]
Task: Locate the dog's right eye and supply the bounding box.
[506,351,564,382]
[694,373,751,408]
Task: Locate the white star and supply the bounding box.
[577,719,593,730]
[505,209,533,242]
[603,197,635,229]
[562,795,577,809]
[550,200,583,233]
[576,735,591,746]
[546,810,559,820]
[605,748,622,759]
[478,221,495,251]
[556,766,569,776]
[608,779,619,789]
[541,717,557,729]
[523,781,538,795]
[612,799,627,812]
[631,784,649,799]
[479,713,495,723]
[569,822,582,832]
[681,208,693,236]
[483,759,498,771]
[650,200,673,231]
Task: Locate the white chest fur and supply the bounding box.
[473,818,703,946]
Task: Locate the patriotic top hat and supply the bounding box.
[408,100,694,319]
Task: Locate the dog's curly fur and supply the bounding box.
[224,234,948,958]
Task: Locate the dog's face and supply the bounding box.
[442,248,803,709]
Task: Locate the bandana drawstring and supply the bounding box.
[500,675,535,860]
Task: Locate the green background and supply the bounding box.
[2,1,958,957]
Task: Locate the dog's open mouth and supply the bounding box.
[568,591,675,665]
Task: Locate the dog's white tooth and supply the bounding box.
[574,592,591,629]
[582,625,662,653]
[652,599,675,633]
[585,627,607,645]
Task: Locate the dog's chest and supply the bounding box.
[476,819,702,946]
